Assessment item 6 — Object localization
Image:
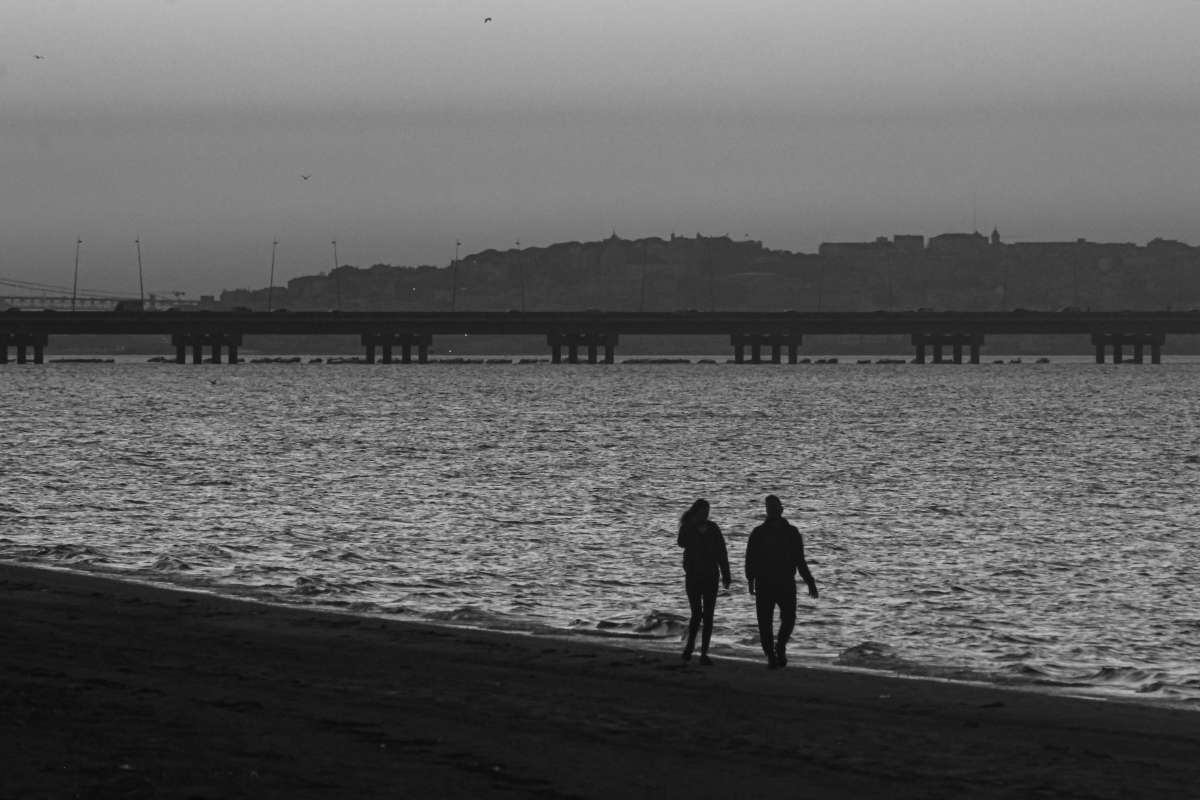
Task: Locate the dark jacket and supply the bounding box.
[678,520,732,586]
[744,516,816,594]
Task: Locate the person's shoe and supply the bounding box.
[766,654,779,670]
[681,645,693,662]
[776,645,787,668]
[699,654,713,666]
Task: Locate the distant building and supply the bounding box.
[818,240,894,257]
[927,232,989,254]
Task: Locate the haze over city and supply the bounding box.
[3,0,1199,298]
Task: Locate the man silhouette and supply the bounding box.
[744,495,818,669]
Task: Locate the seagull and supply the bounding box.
[33,54,45,60]
[484,16,492,22]
[300,174,311,181]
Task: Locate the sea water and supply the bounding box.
[2,358,1198,707]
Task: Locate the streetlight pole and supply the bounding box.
[639,240,648,312]
[267,238,278,312]
[71,238,82,312]
[516,240,526,312]
[331,239,341,310]
[450,239,460,311]
[135,237,145,308]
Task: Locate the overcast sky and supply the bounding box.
[3,0,1199,297]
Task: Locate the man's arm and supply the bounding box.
[744,529,757,595]
[795,532,818,599]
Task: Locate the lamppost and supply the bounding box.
[71,238,82,312]
[267,238,278,312]
[639,239,649,312]
[135,237,145,308]
[516,240,526,311]
[331,240,341,310]
[450,239,460,311]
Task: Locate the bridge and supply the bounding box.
[1,309,1195,365]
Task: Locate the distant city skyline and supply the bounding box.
[3,0,1199,296]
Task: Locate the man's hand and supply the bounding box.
[722,578,731,591]
[808,584,819,599]
[747,578,756,596]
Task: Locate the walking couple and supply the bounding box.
[677,495,819,669]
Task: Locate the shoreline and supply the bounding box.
[10,559,1198,715]
[3,562,1199,798]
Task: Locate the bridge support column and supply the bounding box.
[546,331,616,364]
[362,332,432,363]
[913,333,981,364]
[911,334,926,364]
[408,334,432,364]
[602,333,618,364]
[0,332,48,364]
[732,333,796,364]
[170,332,242,364]
[1091,333,1164,364]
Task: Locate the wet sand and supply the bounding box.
[2,563,1197,799]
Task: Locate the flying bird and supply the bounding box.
[300,174,311,181]
[484,16,492,22]
[33,54,45,60]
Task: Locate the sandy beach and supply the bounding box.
[2,563,1197,799]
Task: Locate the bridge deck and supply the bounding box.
[3,310,1200,336]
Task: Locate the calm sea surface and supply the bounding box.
[3,358,1199,707]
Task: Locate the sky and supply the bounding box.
[2,0,1199,298]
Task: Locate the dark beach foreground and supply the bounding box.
[2,564,1197,799]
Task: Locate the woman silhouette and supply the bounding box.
[677,499,731,665]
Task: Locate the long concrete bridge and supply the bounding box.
[1,309,1196,365]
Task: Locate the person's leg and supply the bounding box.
[683,582,703,660]
[755,591,777,666]
[699,584,717,660]
[775,584,798,666]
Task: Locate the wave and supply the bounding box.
[835,641,914,671]
[151,555,192,572]
[425,605,515,627]
[585,610,689,639]
[34,543,111,564]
